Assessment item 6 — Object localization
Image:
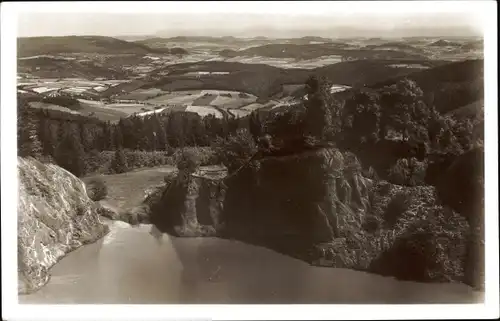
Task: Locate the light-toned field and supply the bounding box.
[112,88,167,100]
[28,101,82,115]
[19,78,132,97]
[85,166,177,212]
[145,89,258,115]
[240,102,268,112]
[185,105,224,118]
[221,55,343,69]
[227,109,251,118]
[146,90,202,105]
[77,99,135,120]
[192,93,217,106]
[389,64,430,69]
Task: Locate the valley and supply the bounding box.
[17,35,482,122]
[15,31,486,306]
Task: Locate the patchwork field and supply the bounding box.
[222,55,344,69]
[18,77,130,97]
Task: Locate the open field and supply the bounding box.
[28,101,82,115]
[113,87,168,100]
[84,166,177,212]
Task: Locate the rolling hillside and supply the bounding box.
[369,59,484,114]
[18,56,129,79]
[220,43,430,60]
[17,36,163,57]
[131,60,444,100]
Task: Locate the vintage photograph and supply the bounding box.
[1,1,498,319]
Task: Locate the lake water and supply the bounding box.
[19,221,483,304]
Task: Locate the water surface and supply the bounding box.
[19,221,482,304]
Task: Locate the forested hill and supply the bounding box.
[368,59,484,114]
[17,36,167,57]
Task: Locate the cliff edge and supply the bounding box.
[17,157,109,294]
[147,147,479,287]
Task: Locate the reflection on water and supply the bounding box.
[19,221,483,304]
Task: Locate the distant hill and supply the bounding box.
[461,40,483,50]
[369,59,484,114]
[315,59,447,87]
[133,59,445,100]
[445,99,484,120]
[362,42,425,53]
[428,39,463,47]
[17,36,161,57]
[143,61,310,99]
[220,43,430,60]
[18,56,128,79]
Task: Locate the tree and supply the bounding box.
[342,91,381,145]
[54,126,86,177]
[212,128,258,173]
[37,116,55,156]
[380,78,425,142]
[249,111,264,141]
[113,125,124,149]
[17,102,42,158]
[111,148,128,174]
[78,121,92,152]
[304,75,334,142]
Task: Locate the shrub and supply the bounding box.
[212,128,258,173]
[343,151,362,175]
[176,148,202,174]
[388,157,427,186]
[362,215,381,233]
[84,176,108,201]
[384,191,412,227]
[387,158,410,185]
[370,205,470,283]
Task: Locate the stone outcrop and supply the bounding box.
[17,157,109,294]
[149,166,228,236]
[147,147,481,286]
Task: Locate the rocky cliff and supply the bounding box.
[18,157,109,294]
[147,147,480,286]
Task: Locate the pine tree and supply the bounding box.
[79,121,92,152]
[111,148,128,174]
[17,102,42,158]
[155,115,168,151]
[113,125,124,149]
[54,126,86,177]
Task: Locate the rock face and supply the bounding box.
[17,157,109,294]
[149,147,480,286]
[150,166,228,236]
[436,146,485,290]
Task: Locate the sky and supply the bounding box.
[15,2,484,38]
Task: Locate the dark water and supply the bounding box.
[19,221,483,304]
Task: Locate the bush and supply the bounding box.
[343,151,362,175]
[362,215,381,233]
[212,128,258,173]
[387,158,410,185]
[388,158,427,186]
[172,147,217,167]
[84,176,108,201]
[176,148,202,174]
[384,191,412,227]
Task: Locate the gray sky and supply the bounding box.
[17,12,483,38]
